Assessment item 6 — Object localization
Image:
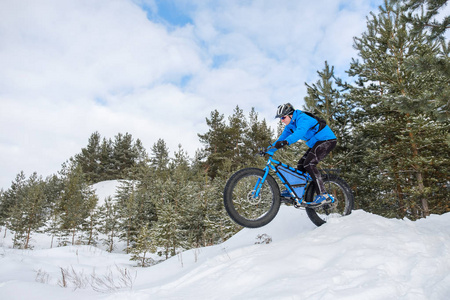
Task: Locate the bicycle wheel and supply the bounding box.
[305,174,354,226]
[224,168,281,228]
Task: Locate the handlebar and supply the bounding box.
[258,146,276,156]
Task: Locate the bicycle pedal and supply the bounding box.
[293,200,309,208]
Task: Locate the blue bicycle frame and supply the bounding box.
[254,152,313,206]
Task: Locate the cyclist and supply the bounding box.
[271,103,337,207]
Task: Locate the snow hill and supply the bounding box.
[1,181,450,300]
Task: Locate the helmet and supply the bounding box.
[275,103,295,118]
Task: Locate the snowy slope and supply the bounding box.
[1,182,450,300]
[120,208,450,300]
[91,179,122,206]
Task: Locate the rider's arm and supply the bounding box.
[274,126,293,144]
[284,114,317,145]
[271,112,319,148]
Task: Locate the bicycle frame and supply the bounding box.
[254,152,313,206]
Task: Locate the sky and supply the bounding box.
[0,0,386,189]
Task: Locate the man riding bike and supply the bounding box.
[271,103,337,207]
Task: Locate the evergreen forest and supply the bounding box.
[0,0,448,263]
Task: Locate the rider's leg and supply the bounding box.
[296,148,310,173]
[298,140,337,196]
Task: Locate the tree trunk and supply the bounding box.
[25,227,31,249]
[408,130,429,217]
[393,166,406,218]
[72,228,76,245]
[109,229,114,253]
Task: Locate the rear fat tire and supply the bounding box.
[305,174,354,226]
[224,168,281,228]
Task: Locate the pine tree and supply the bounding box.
[130,224,155,267]
[7,173,47,249]
[0,172,26,232]
[99,137,115,180]
[130,138,150,180]
[171,144,190,173]
[304,61,340,126]
[75,132,102,183]
[112,133,137,179]
[226,106,248,169]
[393,1,449,123]
[199,106,273,178]
[80,192,100,246]
[243,108,274,166]
[303,61,357,184]
[149,201,182,259]
[397,0,450,41]
[98,196,120,252]
[169,148,206,248]
[205,175,240,243]
[150,138,170,177]
[133,186,157,238]
[58,163,97,245]
[2,172,26,246]
[71,132,150,181]
[43,174,64,248]
[116,181,138,253]
[198,109,229,178]
[347,0,449,218]
[115,178,157,253]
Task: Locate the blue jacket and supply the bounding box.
[274,110,336,148]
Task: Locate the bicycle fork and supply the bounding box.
[252,167,271,199]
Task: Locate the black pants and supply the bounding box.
[297,139,337,195]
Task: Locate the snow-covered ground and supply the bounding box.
[1,182,450,299]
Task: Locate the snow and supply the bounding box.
[1,182,450,299]
[91,180,123,205]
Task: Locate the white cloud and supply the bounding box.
[0,0,382,189]
[0,0,203,100]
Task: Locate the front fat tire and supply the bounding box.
[305,174,354,227]
[224,168,281,228]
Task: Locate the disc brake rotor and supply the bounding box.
[247,190,262,205]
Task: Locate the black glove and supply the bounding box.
[275,140,288,149]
